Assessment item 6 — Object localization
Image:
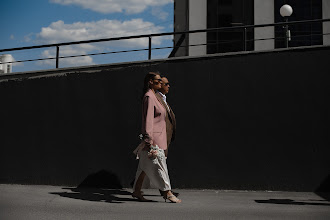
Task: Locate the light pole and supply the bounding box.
[280,4,293,48]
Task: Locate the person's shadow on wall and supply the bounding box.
[315,174,330,202]
[49,169,157,203]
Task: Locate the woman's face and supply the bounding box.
[150,74,162,90]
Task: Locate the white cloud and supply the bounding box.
[36,19,170,67]
[24,33,34,42]
[10,34,15,40]
[37,19,165,46]
[151,6,169,21]
[38,46,94,67]
[50,0,173,14]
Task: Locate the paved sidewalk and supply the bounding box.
[0,184,329,220]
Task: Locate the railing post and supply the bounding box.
[284,17,289,48]
[148,37,152,60]
[56,46,59,68]
[243,28,247,51]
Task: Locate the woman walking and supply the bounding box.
[132,72,181,203]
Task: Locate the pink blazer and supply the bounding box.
[142,89,167,150]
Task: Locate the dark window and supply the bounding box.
[207,0,254,54]
[275,0,323,48]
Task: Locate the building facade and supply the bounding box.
[173,0,330,57]
[0,54,13,74]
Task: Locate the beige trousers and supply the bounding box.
[133,149,171,191]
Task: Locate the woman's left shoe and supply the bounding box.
[132,191,152,202]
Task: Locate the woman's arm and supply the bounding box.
[142,96,154,146]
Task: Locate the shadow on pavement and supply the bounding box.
[50,187,135,203]
[255,199,330,206]
[50,187,159,203]
[49,170,159,203]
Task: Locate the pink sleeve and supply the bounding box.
[142,96,154,145]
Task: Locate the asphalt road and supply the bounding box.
[0,184,329,220]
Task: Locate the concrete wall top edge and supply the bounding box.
[1,45,329,83]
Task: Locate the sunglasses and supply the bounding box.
[153,78,162,84]
[164,83,170,86]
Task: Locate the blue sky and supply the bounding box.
[0,0,174,72]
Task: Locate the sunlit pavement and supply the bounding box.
[0,184,329,220]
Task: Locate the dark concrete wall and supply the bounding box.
[1,46,330,191]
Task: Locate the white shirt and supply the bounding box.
[157,91,170,112]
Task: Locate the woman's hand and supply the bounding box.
[147,149,158,159]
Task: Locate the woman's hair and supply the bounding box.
[142,72,160,99]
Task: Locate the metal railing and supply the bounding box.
[0,18,329,72]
